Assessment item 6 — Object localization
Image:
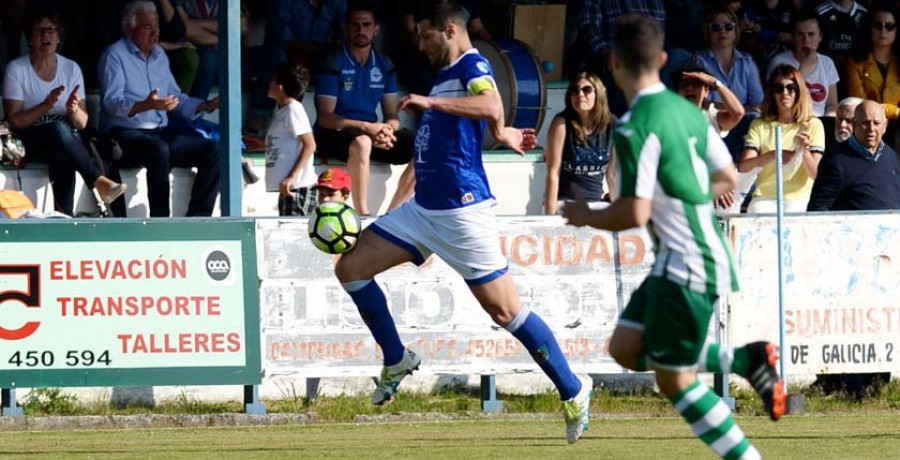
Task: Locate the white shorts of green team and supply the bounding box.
[368,198,509,285]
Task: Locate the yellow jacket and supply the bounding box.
[845,53,900,119]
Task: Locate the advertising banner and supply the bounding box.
[0,220,260,387]
[258,217,655,377]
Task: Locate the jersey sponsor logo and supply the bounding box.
[461,192,475,204]
[415,124,431,162]
[476,61,490,74]
[370,67,382,83]
[342,77,354,91]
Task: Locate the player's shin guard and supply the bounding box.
[670,380,760,460]
[506,306,581,400]
[698,342,750,377]
[343,279,405,366]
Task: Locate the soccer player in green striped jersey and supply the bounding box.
[563,15,785,460]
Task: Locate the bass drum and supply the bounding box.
[474,39,547,150]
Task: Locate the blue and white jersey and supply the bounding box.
[315,45,397,124]
[414,49,497,210]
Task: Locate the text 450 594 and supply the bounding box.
[7,350,111,368]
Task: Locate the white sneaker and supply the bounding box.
[563,376,592,444]
[371,349,421,405]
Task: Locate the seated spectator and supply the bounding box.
[816,0,868,70]
[315,167,352,205]
[674,64,746,134]
[543,72,616,215]
[99,0,220,217]
[314,4,414,216]
[246,0,346,134]
[265,62,317,217]
[808,99,900,211]
[2,6,126,216]
[695,7,765,162]
[156,0,198,94]
[739,0,796,66]
[177,0,249,99]
[767,12,839,117]
[740,64,825,213]
[845,3,900,120]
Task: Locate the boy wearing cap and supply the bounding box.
[315,167,352,205]
[266,62,318,216]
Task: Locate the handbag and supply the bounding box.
[0,122,26,168]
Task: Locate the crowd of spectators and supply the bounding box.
[2,0,900,219]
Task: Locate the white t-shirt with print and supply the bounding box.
[2,54,86,118]
[766,51,840,117]
[265,99,315,192]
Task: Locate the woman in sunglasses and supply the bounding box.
[694,7,764,115]
[739,64,825,213]
[2,6,126,216]
[543,72,615,214]
[767,11,839,117]
[846,3,900,121]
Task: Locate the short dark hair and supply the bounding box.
[273,62,310,101]
[346,0,377,22]
[614,14,665,76]
[23,6,61,38]
[415,0,468,29]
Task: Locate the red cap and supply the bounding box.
[316,167,351,190]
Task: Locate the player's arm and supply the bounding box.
[706,125,739,200]
[388,160,416,210]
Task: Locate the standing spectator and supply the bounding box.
[99,0,220,217]
[816,0,868,69]
[156,0,197,94]
[845,3,900,120]
[767,12,840,117]
[315,167,352,205]
[265,62,317,217]
[695,7,765,162]
[578,0,666,115]
[3,6,127,216]
[739,0,797,66]
[543,72,616,215]
[808,99,900,211]
[740,64,825,212]
[315,5,413,216]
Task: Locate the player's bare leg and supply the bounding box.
[470,274,591,444]
[335,228,419,404]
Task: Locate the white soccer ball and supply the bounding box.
[308,202,361,254]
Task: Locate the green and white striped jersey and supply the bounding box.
[614,83,739,295]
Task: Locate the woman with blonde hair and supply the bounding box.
[739,64,825,212]
[544,72,615,214]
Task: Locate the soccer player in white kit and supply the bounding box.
[333,0,592,444]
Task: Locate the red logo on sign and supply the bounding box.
[0,265,41,340]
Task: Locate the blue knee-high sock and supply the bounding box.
[343,279,405,366]
[507,307,581,400]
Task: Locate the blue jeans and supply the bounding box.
[189,45,218,100]
[107,126,220,217]
[18,121,102,216]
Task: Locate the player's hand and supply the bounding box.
[398,94,432,112]
[44,85,65,109]
[495,127,535,155]
[65,85,81,114]
[560,188,591,227]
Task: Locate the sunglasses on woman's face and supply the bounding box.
[709,22,735,32]
[873,21,897,32]
[771,83,799,94]
[570,85,594,95]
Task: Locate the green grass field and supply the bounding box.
[1,414,898,459]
